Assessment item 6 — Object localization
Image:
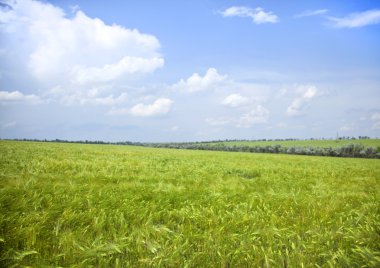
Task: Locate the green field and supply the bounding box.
[208,139,380,149]
[1,141,379,267]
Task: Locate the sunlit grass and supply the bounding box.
[0,141,379,267]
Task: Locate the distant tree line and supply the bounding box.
[147,143,379,159]
[4,137,379,159]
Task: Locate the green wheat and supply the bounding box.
[0,141,379,267]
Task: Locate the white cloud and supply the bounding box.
[371,112,380,121]
[221,6,278,24]
[295,9,328,18]
[172,68,227,93]
[0,90,41,104]
[73,56,164,85]
[131,98,173,117]
[207,100,270,128]
[110,98,173,117]
[206,117,232,126]
[237,105,269,128]
[69,5,80,14]
[46,84,129,106]
[371,112,380,130]
[275,88,288,98]
[286,85,318,116]
[108,107,130,116]
[78,93,128,106]
[328,9,380,28]
[222,93,249,107]
[340,124,356,132]
[0,121,16,129]
[1,0,163,86]
[276,122,287,129]
[372,122,380,130]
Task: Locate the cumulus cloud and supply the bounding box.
[172,68,227,93]
[295,9,328,18]
[0,90,41,104]
[47,84,128,106]
[109,98,173,117]
[131,98,173,117]
[237,105,269,128]
[207,101,270,128]
[0,0,163,87]
[286,85,318,116]
[221,6,278,24]
[222,93,249,107]
[328,9,380,28]
[73,56,164,85]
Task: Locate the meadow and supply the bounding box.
[0,141,379,267]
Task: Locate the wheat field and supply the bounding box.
[0,141,379,267]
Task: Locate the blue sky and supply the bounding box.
[1,0,380,142]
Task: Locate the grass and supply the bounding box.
[0,140,379,267]
[207,139,380,149]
